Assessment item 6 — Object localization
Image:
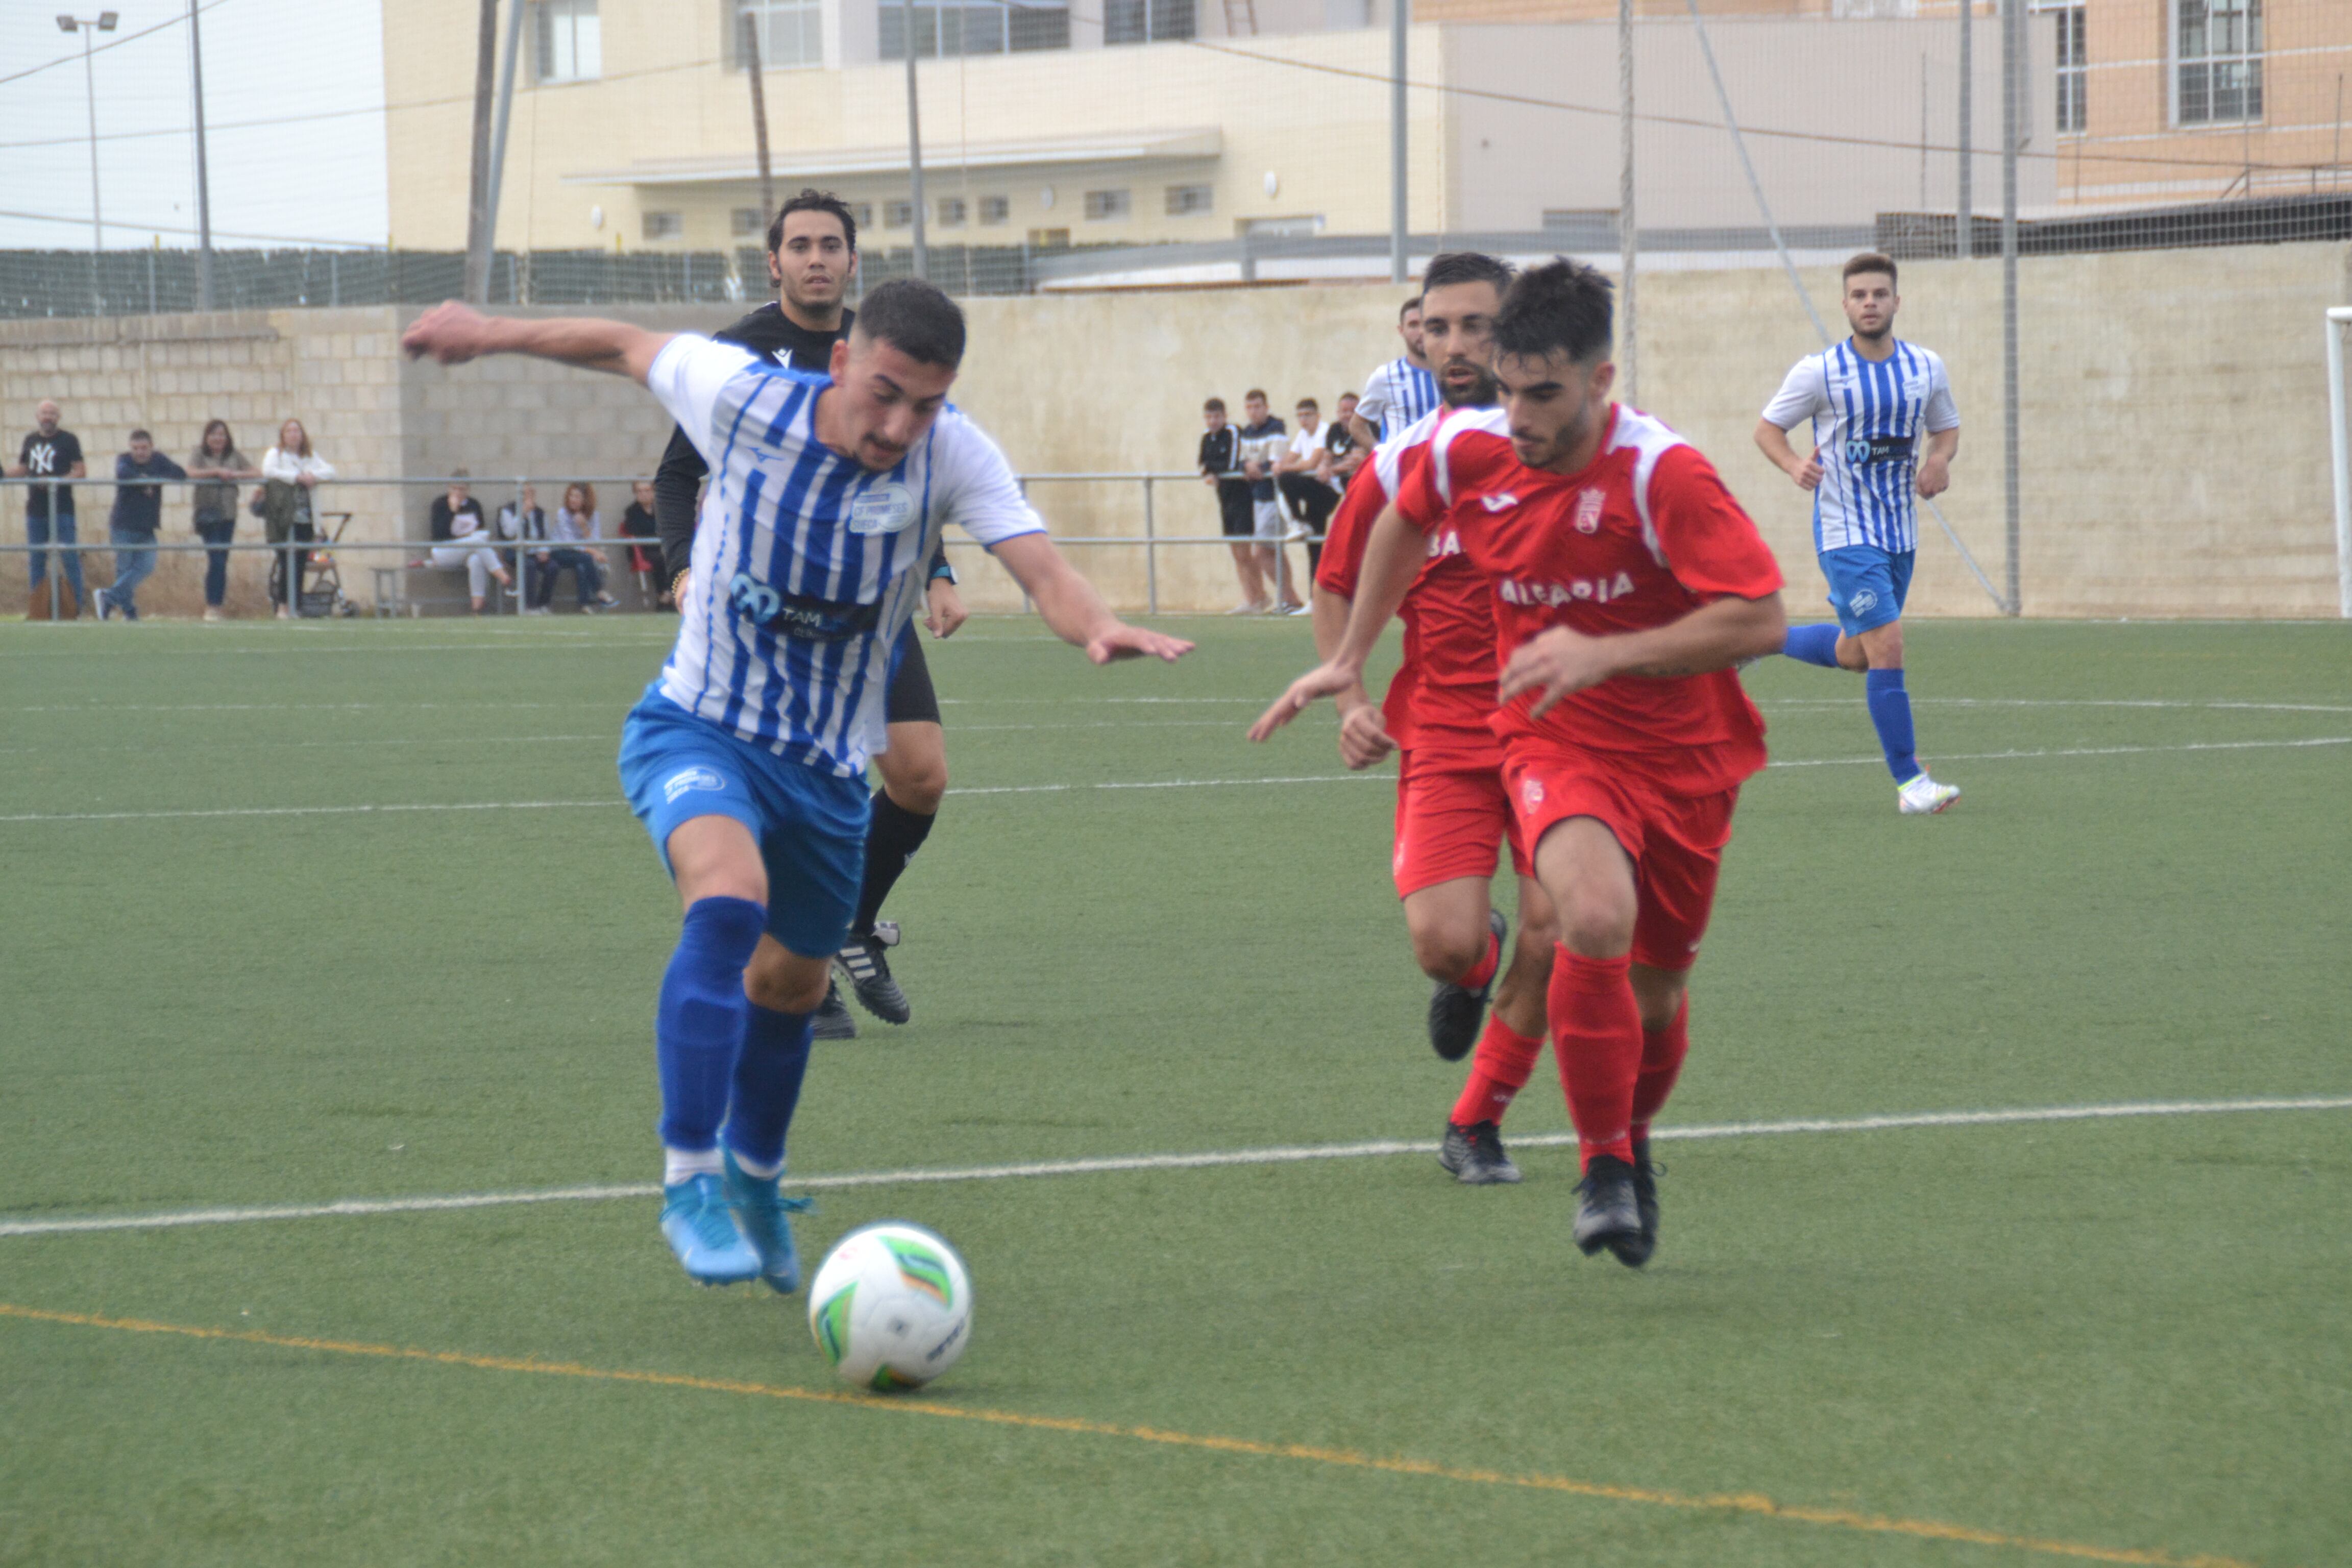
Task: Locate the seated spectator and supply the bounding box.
[424,471,511,613]
[1327,393,1366,487]
[94,429,186,622]
[498,484,551,613]
[546,483,621,614]
[619,479,666,608]
[187,419,258,622]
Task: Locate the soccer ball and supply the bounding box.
[807,1221,973,1390]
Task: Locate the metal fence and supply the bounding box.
[1,472,1308,622]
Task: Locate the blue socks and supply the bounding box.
[1865,668,1920,783]
[724,1003,815,1173]
[1781,623,1843,668]
[655,896,766,1154]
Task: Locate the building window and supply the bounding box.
[850,202,875,229]
[738,0,821,68]
[1165,183,1214,217]
[535,0,600,82]
[642,211,684,241]
[2048,2,2086,132]
[1028,227,1070,248]
[880,0,1068,59]
[1106,0,1195,44]
[2175,0,2261,125]
[885,199,915,228]
[732,207,766,237]
[1083,189,1131,222]
[937,196,967,228]
[978,195,1010,225]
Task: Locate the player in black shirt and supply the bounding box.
[651,188,965,1041]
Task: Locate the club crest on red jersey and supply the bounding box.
[1574,487,1606,534]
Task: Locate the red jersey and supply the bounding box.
[1393,403,1784,796]
[1315,409,1501,756]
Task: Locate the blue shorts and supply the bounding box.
[617,685,871,959]
[1819,546,1914,636]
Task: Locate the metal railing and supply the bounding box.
[3,471,1323,620]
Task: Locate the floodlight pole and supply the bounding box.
[2326,308,2352,618]
[60,14,120,313]
[1389,0,1408,284]
[1617,0,1635,406]
[189,0,215,309]
[2000,0,2020,614]
[463,0,499,304]
[905,0,927,281]
[743,14,775,228]
[1957,0,1973,259]
[484,0,527,273]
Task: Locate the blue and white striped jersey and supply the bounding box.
[648,334,1045,778]
[1357,356,1440,442]
[1761,339,1959,554]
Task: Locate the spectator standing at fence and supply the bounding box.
[261,419,334,619]
[621,479,666,608]
[1238,390,1304,615]
[425,470,512,614]
[548,482,622,614]
[92,430,186,622]
[499,483,551,612]
[1198,396,1264,615]
[1348,297,1439,448]
[1276,396,1342,581]
[1327,393,1365,489]
[186,420,257,622]
[9,400,87,619]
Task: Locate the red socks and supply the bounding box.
[1548,946,1643,1169]
[1457,928,1501,993]
[1450,1015,1543,1128]
[1630,994,1690,1146]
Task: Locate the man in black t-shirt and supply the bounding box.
[1197,396,1261,613]
[9,400,89,614]
[652,188,965,1043]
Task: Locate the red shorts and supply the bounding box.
[1392,747,1530,899]
[1500,744,1739,972]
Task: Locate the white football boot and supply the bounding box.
[1897,772,1962,815]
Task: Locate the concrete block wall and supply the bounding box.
[9,239,2350,620]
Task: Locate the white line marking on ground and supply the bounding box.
[1761,697,2352,715]
[1765,736,2352,769]
[3,1096,2341,1239]
[5,734,2346,824]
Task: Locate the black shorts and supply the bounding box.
[1216,482,1255,540]
[886,623,942,726]
[1279,473,1339,531]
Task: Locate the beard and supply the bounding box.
[1439,360,1499,408]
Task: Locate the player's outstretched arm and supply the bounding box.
[1248,502,1418,742]
[403,302,673,385]
[1501,593,1787,717]
[989,533,1192,665]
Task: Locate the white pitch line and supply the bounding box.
[6,734,2347,824]
[2,1096,2343,1240]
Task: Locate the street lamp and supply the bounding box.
[58,12,120,314]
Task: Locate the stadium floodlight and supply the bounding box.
[2328,307,2352,619]
[59,11,121,310]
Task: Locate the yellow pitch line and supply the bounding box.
[0,1302,2250,1568]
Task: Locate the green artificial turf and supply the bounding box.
[1,616,2346,1567]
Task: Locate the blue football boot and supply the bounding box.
[723,1146,813,1294]
[659,1171,762,1285]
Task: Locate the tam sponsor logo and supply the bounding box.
[1499,572,1638,607]
[662,767,726,804]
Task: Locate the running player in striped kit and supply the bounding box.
[402,286,1190,1292]
[1348,295,1441,447]
[1756,251,1963,815]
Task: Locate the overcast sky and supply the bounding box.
[0,0,389,250]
